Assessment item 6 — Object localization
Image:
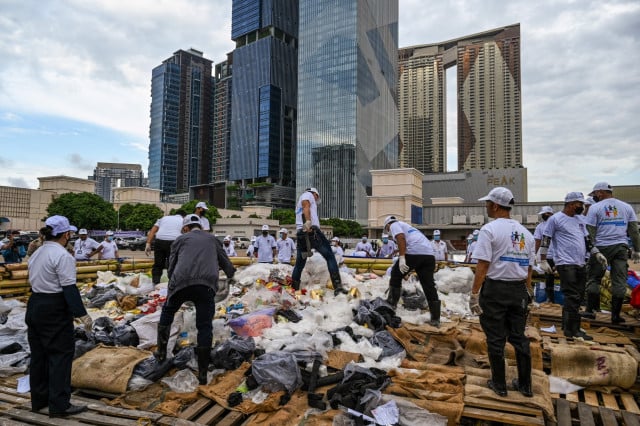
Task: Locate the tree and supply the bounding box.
[176,200,220,224]
[270,208,295,224]
[123,204,164,231]
[47,192,117,230]
[320,218,363,238]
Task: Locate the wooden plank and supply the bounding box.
[584,390,599,407]
[578,402,596,426]
[69,396,163,421]
[598,406,619,426]
[622,410,640,426]
[157,417,203,426]
[621,393,640,414]
[69,410,141,426]
[601,392,620,410]
[556,398,572,426]
[0,385,30,398]
[194,404,227,425]
[566,391,580,403]
[1,407,88,426]
[216,410,247,426]
[0,419,30,426]
[178,397,212,419]
[464,396,542,416]
[462,406,544,426]
[0,392,29,405]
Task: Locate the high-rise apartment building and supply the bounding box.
[297,0,399,221]
[398,24,521,174]
[91,162,145,202]
[212,53,233,182]
[228,0,298,208]
[148,49,214,197]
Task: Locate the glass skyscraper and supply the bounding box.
[297,0,398,221]
[229,0,298,207]
[148,49,213,197]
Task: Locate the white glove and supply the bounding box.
[398,256,410,274]
[594,252,608,268]
[539,260,553,274]
[632,251,640,262]
[303,220,312,232]
[145,243,152,256]
[78,315,93,333]
[469,293,482,315]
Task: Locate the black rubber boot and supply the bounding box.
[154,324,171,362]
[386,286,402,309]
[545,278,555,303]
[197,347,210,385]
[512,352,533,397]
[291,280,301,291]
[428,300,441,327]
[581,292,599,319]
[331,274,348,296]
[611,297,626,324]
[487,354,507,397]
[565,311,593,340]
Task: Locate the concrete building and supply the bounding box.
[91,162,145,202]
[212,54,233,183]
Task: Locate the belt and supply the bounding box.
[485,278,526,286]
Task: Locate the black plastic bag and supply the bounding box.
[133,356,174,382]
[92,316,115,346]
[88,288,120,308]
[369,330,404,359]
[112,324,139,347]
[211,336,255,370]
[74,340,96,359]
[172,346,195,369]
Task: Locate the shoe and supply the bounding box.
[386,287,402,309]
[49,404,87,418]
[197,346,210,385]
[154,324,171,362]
[511,378,533,397]
[611,297,626,324]
[487,380,507,397]
[428,300,441,327]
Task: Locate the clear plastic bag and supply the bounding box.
[161,368,199,393]
[127,374,154,391]
[251,351,301,393]
[369,331,404,360]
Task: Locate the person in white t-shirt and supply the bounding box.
[355,236,373,257]
[96,231,119,260]
[585,182,640,324]
[383,216,440,326]
[469,187,535,398]
[246,236,257,258]
[223,236,237,257]
[431,230,448,262]
[145,210,187,284]
[533,206,556,303]
[377,234,397,258]
[194,202,211,231]
[73,229,100,261]
[276,228,295,264]
[254,225,276,263]
[331,236,344,265]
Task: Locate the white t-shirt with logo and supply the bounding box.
[388,221,434,256]
[255,234,276,262]
[586,198,638,246]
[431,240,447,261]
[277,237,296,263]
[472,218,535,281]
[99,240,119,260]
[74,237,100,260]
[543,212,588,266]
[533,221,555,260]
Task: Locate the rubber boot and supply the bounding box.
[545,276,555,303]
[154,324,171,362]
[386,286,402,309]
[428,300,441,327]
[487,354,507,397]
[511,351,533,397]
[565,311,593,340]
[291,280,301,291]
[197,347,210,385]
[331,274,348,296]
[581,292,599,319]
[611,297,626,324]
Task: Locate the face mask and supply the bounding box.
[434,236,440,241]
[574,206,584,215]
[262,231,268,236]
[331,241,337,246]
[224,241,229,246]
[382,238,388,244]
[592,195,600,203]
[280,233,284,239]
[362,238,367,242]
[107,236,113,241]
[542,215,551,222]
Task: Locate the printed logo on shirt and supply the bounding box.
[600,204,626,227]
[500,228,530,266]
[605,205,618,218]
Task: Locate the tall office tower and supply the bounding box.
[148,49,213,197]
[458,25,521,170]
[212,54,233,182]
[228,0,298,208]
[297,0,398,221]
[398,45,447,173]
[91,162,145,202]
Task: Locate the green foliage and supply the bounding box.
[320,218,363,238]
[179,200,220,224]
[248,213,261,219]
[229,214,241,218]
[270,208,295,224]
[47,192,117,230]
[122,204,163,231]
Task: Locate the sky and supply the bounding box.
[1,0,639,202]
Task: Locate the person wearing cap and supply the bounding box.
[469,187,535,398]
[0,230,26,263]
[585,182,640,324]
[276,228,296,264]
[73,229,100,261]
[541,192,601,340]
[533,206,556,303]
[377,233,398,258]
[383,215,441,326]
[26,215,92,417]
[583,197,594,217]
[431,230,448,262]
[145,209,187,284]
[465,230,480,263]
[355,235,373,257]
[194,201,211,231]
[331,236,344,264]
[223,236,237,257]
[292,188,348,295]
[246,236,257,257]
[155,214,236,385]
[94,230,119,260]
[254,224,276,263]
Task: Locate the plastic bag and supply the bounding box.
[74,340,96,359]
[161,369,200,393]
[88,288,120,308]
[211,336,255,370]
[251,351,301,393]
[133,356,174,382]
[92,316,115,346]
[172,347,195,370]
[227,307,275,337]
[127,374,154,391]
[112,325,140,347]
[369,331,404,360]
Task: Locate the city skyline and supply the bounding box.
[1,0,639,203]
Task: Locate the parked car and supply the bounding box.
[129,237,153,251]
[231,237,251,249]
[115,237,137,250]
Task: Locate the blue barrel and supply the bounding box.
[534,282,547,303]
[553,284,564,305]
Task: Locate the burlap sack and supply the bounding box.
[550,344,638,389]
[71,345,151,394]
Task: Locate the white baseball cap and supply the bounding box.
[262,224,269,231]
[78,228,88,235]
[105,230,114,236]
[478,187,514,207]
[280,228,288,234]
[537,206,554,215]
[195,201,208,210]
[564,191,585,203]
[383,215,397,229]
[381,234,389,238]
[584,196,595,205]
[182,214,202,227]
[223,236,231,242]
[45,215,77,236]
[589,182,612,196]
[251,236,257,242]
[433,230,441,236]
[331,236,340,242]
[467,234,474,240]
[473,230,480,236]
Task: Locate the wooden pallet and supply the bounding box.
[530,304,640,334]
[551,390,640,426]
[462,396,545,425]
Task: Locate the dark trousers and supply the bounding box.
[557,264,586,317]
[292,229,340,283]
[545,259,556,302]
[152,239,174,284]
[479,279,531,358]
[586,244,629,298]
[25,293,74,413]
[389,254,438,301]
[159,285,216,348]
